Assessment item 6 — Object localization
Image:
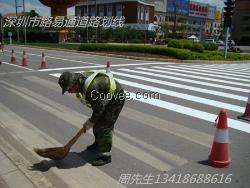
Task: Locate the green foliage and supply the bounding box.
[168,39,183,49]
[191,43,205,53]
[201,42,218,51]
[179,39,193,49]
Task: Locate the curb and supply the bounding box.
[7,44,250,64]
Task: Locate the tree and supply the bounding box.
[27,10,39,17]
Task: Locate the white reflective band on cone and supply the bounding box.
[214,129,229,143]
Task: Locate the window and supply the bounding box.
[90,7,96,16]
[116,4,122,16]
[83,7,87,16]
[141,7,144,21]
[107,5,113,17]
[145,8,149,22]
[99,6,104,17]
[138,6,140,21]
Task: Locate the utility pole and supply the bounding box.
[95,0,97,43]
[87,0,89,43]
[15,0,20,43]
[224,0,235,59]
[23,0,26,44]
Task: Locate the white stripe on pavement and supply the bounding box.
[118,68,249,93]
[39,62,170,72]
[115,78,245,113]
[137,67,250,88]
[1,61,34,71]
[169,65,250,79]
[158,66,250,81]
[112,71,247,101]
[180,64,250,74]
[126,92,250,133]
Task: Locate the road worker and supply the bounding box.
[58,70,125,166]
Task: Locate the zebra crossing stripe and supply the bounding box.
[156,66,250,81]
[166,65,250,79]
[179,65,250,75]
[137,67,250,88]
[112,71,247,101]
[116,78,244,113]
[48,72,250,133]
[126,92,250,133]
[118,68,249,93]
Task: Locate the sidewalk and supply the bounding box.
[0,136,54,188]
[0,150,35,188]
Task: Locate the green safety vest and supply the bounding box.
[76,70,116,107]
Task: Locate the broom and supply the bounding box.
[34,127,86,160]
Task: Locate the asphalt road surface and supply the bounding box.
[0,45,250,188]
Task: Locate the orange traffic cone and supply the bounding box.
[40,52,48,69]
[21,49,28,66]
[106,61,111,73]
[11,49,17,64]
[208,109,231,168]
[238,92,250,121]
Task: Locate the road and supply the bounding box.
[0,45,250,188]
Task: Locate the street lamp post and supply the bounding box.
[15,0,20,43]
[87,0,89,43]
[95,0,97,43]
[23,0,27,44]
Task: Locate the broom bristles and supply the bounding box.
[33,146,70,160]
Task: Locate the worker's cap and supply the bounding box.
[58,71,80,94]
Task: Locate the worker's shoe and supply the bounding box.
[86,142,98,151]
[91,155,111,166]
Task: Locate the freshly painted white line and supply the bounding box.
[126,92,250,133]
[157,66,250,81]
[166,65,250,79]
[137,67,250,87]
[112,71,247,101]
[2,61,34,71]
[49,73,250,133]
[181,65,249,76]
[115,78,245,113]
[119,68,249,93]
[38,62,170,72]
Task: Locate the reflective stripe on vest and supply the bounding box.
[76,70,116,107]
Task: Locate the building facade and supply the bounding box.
[231,0,250,45]
[75,0,155,26]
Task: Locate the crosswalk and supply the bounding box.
[50,63,250,133]
[0,62,250,187]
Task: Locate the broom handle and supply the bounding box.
[65,127,86,148]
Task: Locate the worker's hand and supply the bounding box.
[83,119,94,132]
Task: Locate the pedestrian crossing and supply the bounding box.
[0,62,250,187]
[50,63,250,133]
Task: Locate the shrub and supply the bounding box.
[180,39,193,49]
[202,42,218,51]
[191,43,204,53]
[168,39,183,49]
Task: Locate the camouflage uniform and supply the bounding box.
[78,71,125,160]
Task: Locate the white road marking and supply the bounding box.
[49,74,250,133]
[1,61,34,71]
[119,68,249,93]
[112,71,247,101]
[138,67,250,87]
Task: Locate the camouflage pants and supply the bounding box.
[93,99,125,156]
